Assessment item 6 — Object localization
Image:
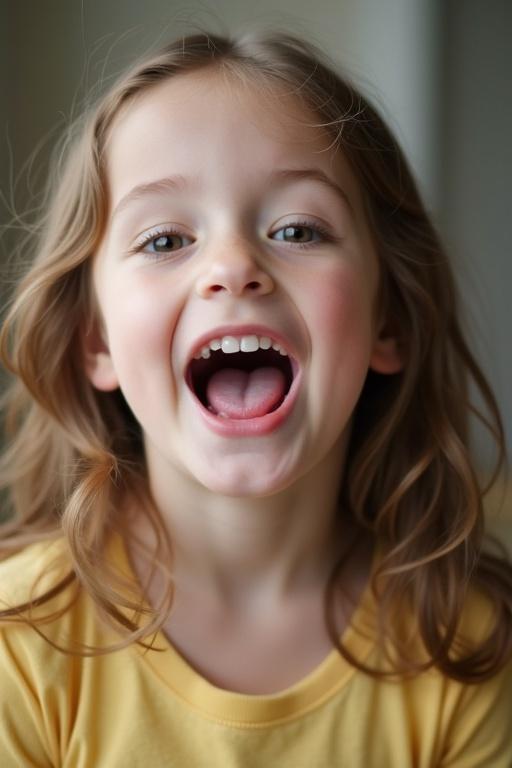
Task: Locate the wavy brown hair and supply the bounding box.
[1,28,511,679]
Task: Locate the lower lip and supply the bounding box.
[188,370,302,437]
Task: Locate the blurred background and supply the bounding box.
[0,0,510,543]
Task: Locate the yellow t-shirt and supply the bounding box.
[0,532,511,767]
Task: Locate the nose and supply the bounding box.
[195,237,274,299]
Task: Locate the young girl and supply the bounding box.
[1,28,511,767]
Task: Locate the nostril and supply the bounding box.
[207,280,262,294]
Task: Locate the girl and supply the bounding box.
[1,28,511,767]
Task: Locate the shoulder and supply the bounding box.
[438,588,512,767]
[0,535,80,668]
[0,531,136,650]
[0,536,71,613]
[363,577,512,765]
[0,535,112,698]
[424,582,512,765]
[0,538,80,766]
[454,581,500,651]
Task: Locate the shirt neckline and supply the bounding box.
[108,529,378,727]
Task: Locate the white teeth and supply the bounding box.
[193,334,290,359]
[222,336,240,354]
[270,341,287,356]
[240,335,259,352]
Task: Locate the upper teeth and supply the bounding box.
[193,334,289,360]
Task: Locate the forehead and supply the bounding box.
[103,68,363,209]
[108,68,328,157]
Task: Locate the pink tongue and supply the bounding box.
[206,367,287,419]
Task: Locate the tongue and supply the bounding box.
[206,367,287,419]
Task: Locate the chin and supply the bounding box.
[194,462,295,498]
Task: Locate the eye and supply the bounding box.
[131,218,336,261]
[132,226,194,258]
[271,220,332,249]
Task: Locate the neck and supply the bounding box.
[125,434,364,612]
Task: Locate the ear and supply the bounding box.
[369,317,404,374]
[81,318,119,392]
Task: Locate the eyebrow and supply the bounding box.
[111,167,351,220]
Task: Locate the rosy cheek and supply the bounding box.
[107,272,178,361]
[311,266,372,344]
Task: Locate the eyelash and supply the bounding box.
[130,219,336,261]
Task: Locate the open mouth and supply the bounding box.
[186,347,295,419]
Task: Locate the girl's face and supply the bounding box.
[86,70,401,497]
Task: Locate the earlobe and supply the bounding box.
[369,314,404,374]
[81,320,119,392]
[369,336,404,374]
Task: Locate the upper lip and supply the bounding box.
[184,323,300,374]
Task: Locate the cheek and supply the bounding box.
[101,272,180,379]
[304,264,375,419]
[309,266,374,345]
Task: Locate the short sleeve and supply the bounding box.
[0,627,56,768]
[440,657,512,767]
